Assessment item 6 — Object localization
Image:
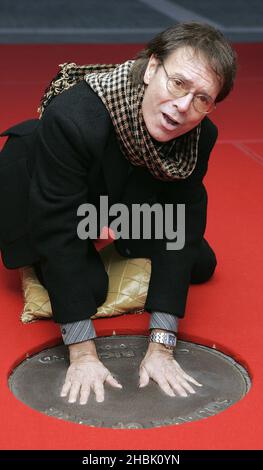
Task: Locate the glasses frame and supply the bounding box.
[160,61,216,115]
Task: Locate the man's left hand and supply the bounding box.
[139,342,202,397]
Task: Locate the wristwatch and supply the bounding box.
[149,330,177,350]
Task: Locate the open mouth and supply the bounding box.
[162,113,179,127]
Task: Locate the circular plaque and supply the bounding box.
[8,336,251,428]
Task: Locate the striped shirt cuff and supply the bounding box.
[60,311,178,345]
[149,311,179,333]
[60,319,97,345]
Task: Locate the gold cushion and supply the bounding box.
[20,243,151,323]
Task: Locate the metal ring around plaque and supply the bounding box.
[8,336,251,429]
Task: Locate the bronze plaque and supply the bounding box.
[8,336,251,428]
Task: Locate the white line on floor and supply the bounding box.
[233,142,263,166]
[138,0,223,28]
[138,0,263,33]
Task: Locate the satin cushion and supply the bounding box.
[20,243,151,323]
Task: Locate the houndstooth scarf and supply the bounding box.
[38,60,201,181]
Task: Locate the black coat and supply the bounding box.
[0,81,218,323]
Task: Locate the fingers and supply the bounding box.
[155,375,197,398]
[80,375,123,405]
[152,372,188,397]
[93,374,123,402]
[61,379,105,404]
[169,381,188,397]
[176,378,196,395]
[105,374,123,389]
[166,373,195,397]
[79,386,90,405]
[68,381,81,403]
[93,381,105,403]
[139,365,150,388]
[140,355,202,398]
[60,379,72,398]
[174,361,202,387]
[154,379,176,397]
[181,372,202,387]
[61,372,122,405]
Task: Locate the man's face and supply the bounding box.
[142,46,221,142]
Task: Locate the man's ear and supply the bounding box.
[143,54,158,85]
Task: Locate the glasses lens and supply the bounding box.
[193,95,214,114]
[167,78,186,98]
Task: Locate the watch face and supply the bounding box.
[150,331,177,349]
[167,335,177,347]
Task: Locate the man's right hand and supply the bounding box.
[60,340,122,405]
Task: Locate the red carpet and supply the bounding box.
[0,43,263,450]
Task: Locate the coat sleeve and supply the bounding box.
[144,118,218,318]
[28,106,108,323]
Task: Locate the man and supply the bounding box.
[0,22,236,405]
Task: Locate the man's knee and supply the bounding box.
[190,242,217,284]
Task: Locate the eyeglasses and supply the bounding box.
[160,62,216,114]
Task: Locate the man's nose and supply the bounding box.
[173,93,193,113]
